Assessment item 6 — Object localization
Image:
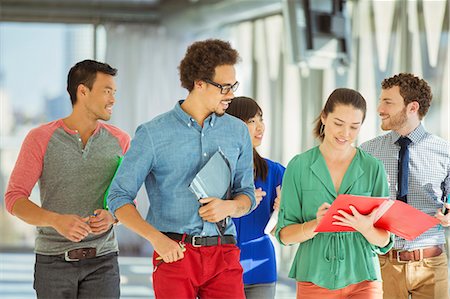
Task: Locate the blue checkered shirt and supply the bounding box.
[361,124,450,250]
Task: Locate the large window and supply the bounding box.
[0,22,105,248]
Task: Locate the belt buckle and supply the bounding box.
[396,250,410,263]
[64,251,79,262]
[191,235,202,247]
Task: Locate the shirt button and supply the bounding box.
[203,153,207,157]
[187,123,191,127]
[201,133,204,137]
[78,138,82,142]
[201,232,206,236]
[211,123,214,127]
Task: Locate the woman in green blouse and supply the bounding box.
[276,88,393,299]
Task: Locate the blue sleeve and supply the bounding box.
[268,161,286,208]
[232,126,256,213]
[107,124,155,215]
[276,162,286,187]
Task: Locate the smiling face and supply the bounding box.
[378,85,409,132]
[246,111,265,148]
[79,72,116,121]
[321,104,364,149]
[204,65,237,116]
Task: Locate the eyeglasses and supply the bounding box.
[204,79,239,95]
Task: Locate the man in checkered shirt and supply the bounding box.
[361,73,450,299]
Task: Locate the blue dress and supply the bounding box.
[232,158,285,285]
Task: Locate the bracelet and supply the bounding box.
[300,223,307,239]
[301,220,316,240]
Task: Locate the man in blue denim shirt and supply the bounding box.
[107,39,256,299]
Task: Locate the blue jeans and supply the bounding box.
[34,252,120,299]
[244,282,276,299]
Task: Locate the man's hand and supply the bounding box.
[88,209,116,234]
[435,202,450,227]
[198,197,232,222]
[153,233,185,263]
[53,214,92,242]
[255,188,266,208]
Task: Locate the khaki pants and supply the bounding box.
[379,252,449,299]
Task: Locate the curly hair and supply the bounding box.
[178,39,240,91]
[381,73,432,119]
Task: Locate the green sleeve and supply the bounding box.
[276,155,302,246]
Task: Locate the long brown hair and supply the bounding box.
[226,97,268,181]
[313,88,367,142]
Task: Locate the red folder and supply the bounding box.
[314,194,440,240]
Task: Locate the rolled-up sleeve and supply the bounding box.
[276,156,302,245]
[107,125,155,215]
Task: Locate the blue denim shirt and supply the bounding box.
[107,101,256,237]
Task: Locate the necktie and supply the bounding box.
[397,136,412,202]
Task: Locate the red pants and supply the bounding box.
[152,243,244,299]
[297,280,383,299]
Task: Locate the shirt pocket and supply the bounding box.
[300,190,329,219]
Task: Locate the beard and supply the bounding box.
[381,107,407,131]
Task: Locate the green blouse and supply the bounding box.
[276,146,394,290]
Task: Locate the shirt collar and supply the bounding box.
[389,123,427,145]
[173,100,217,128]
[173,100,194,127]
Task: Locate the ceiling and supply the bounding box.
[0,0,281,26]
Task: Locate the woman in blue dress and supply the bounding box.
[227,96,285,299]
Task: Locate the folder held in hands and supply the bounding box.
[103,156,124,210]
[189,151,232,236]
[314,194,440,240]
[189,151,231,200]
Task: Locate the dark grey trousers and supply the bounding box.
[244,282,276,299]
[34,252,120,299]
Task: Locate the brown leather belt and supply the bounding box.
[164,232,236,247]
[64,247,97,261]
[389,245,444,263]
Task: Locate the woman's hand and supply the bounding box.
[255,188,266,208]
[332,205,390,247]
[316,202,331,224]
[331,205,376,234]
[273,185,281,210]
